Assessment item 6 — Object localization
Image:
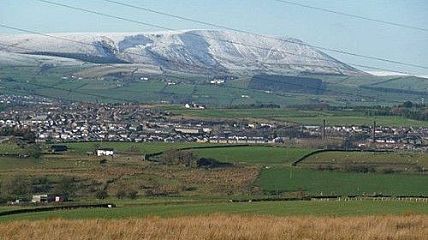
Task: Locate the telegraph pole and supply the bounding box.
[322,119,326,140]
[372,121,376,143]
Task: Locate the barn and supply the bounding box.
[50,145,68,153]
[96,148,114,156]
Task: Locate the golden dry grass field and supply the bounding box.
[0,215,426,240]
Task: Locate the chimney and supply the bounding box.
[372,121,376,143]
[322,119,326,140]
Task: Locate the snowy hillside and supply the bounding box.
[0,30,364,75]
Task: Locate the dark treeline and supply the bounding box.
[329,101,428,121]
[249,74,325,94]
[292,101,428,122]
[0,126,36,143]
[228,103,281,109]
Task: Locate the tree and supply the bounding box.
[403,101,413,108]
[95,189,108,199]
[53,176,76,199]
[25,144,42,159]
[31,176,52,193]
[0,175,31,200]
[115,189,127,199]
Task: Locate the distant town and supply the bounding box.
[1,94,426,151]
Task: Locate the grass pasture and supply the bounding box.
[257,166,428,196]
[0,142,428,226]
[1,215,427,240]
[0,143,25,155]
[61,142,216,155]
[1,201,427,221]
[168,107,428,127]
[2,65,428,107]
[192,146,312,165]
[299,151,428,172]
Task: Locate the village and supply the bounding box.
[0,96,427,150]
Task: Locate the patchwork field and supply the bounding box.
[299,151,428,172]
[192,146,312,165]
[2,66,428,108]
[0,142,427,231]
[1,201,428,221]
[257,166,428,196]
[167,107,428,127]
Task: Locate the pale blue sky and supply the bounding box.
[1,0,427,75]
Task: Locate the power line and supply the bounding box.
[2,40,422,107]
[29,1,351,70]
[1,20,425,103]
[2,22,414,77]
[95,0,428,70]
[0,40,396,104]
[0,25,346,81]
[0,23,424,104]
[273,0,428,33]
[1,5,422,104]
[0,24,222,74]
[1,20,424,87]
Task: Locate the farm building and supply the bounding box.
[175,128,202,135]
[96,148,114,156]
[50,145,68,153]
[32,194,66,203]
[31,194,48,203]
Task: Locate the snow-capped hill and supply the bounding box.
[0,30,364,75]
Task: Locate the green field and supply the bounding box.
[62,142,217,155]
[167,107,427,127]
[0,144,25,155]
[1,200,427,221]
[257,166,428,196]
[1,142,428,221]
[300,151,428,169]
[192,146,312,165]
[2,66,427,107]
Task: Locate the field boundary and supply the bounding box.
[231,196,428,203]
[0,203,116,217]
[143,144,252,160]
[291,149,393,166]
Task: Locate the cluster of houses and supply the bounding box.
[0,94,52,106]
[0,101,427,150]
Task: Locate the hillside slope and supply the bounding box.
[0,30,364,76]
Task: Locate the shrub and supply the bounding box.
[115,189,127,199]
[128,190,138,199]
[53,176,77,199]
[0,175,31,200]
[381,168,395,174]
[95,190,108,199]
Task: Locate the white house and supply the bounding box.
[32,194,48,203]
[96,148,114,156]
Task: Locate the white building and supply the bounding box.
[32,194,48,203]
[96,148,114,156]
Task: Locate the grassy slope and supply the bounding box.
[301,151,428,168]
[1,201,427,221]
[62,142,216,155]
[168,107,427,127]
[192,147,312,165]
[0,144,24,155]
[2,215,427,240]
[257,167,428,196]
[2,66,427,107]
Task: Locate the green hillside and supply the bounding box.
[1,65,427,107]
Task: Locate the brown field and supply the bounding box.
[0,215,426,240]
